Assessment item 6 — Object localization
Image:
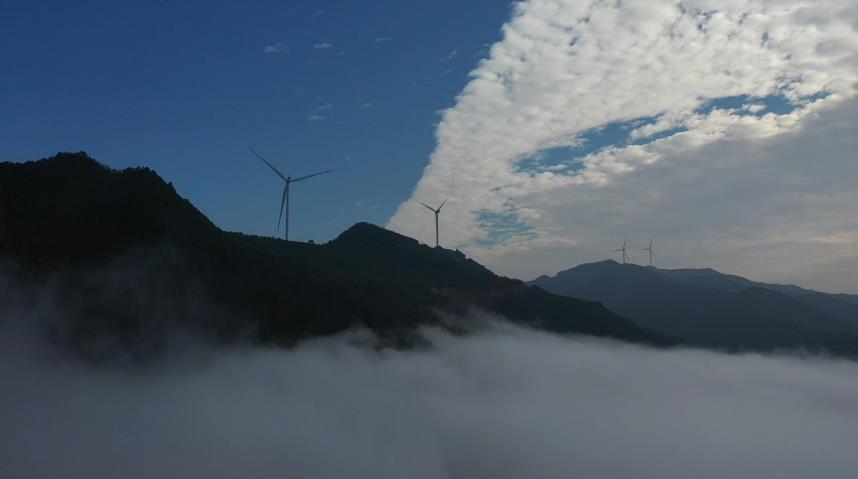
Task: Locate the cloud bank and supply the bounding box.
[387,0,858,292]
[2,318,857,479]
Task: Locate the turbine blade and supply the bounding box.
[277,185,287,231]
[292,169,334,183]
[249,147,287,181]
[437,198,449,211]
[415,199,436,212]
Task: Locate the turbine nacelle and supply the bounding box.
[416,198,448,214]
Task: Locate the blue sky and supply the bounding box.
[0,0,511,242]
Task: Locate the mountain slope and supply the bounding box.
[657,267,858,324]
[0,153,217,268]
[532,260,858,355]
[0,153,664,357]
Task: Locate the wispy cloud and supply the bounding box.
[360,102,374,109]
[473,42,492,59]
[375,37,393,43]
[307,102,334,121]
[313,42,334,50]
[262,41,288,54]
[440,48,458,63]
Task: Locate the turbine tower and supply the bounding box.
[416,198,448,248]
[249,147,333,241]
[640,238,655,267]
[611,237,630,264]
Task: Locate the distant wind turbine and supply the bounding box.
[249,147,333,241]
[611,237,630,264]
[416,198,448,248]
[640,238,655,267]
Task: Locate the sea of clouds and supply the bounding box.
[2,311,857,479]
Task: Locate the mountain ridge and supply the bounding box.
[532,260,858,355]
[0,153,665,358]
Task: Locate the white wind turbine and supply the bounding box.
[415,198,448,248]
[640,238,655,267]
[611,237,631,264]
[249,147,333,241]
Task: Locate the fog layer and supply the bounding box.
[1,320,857,478]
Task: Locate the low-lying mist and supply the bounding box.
[1,308,857,479]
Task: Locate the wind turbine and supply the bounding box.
[611,237,630,264]
[640,238,655,267]
[415,198,448,248]
[249,147,333,241]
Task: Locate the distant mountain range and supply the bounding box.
[533,261,858,355]
[0,152,663,358]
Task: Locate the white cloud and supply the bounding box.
[441,48,459,63]
[262,41,288,54]
[375,37,394,43]
[313,42,334,50]
[307,102,334,121]
[3,318,858,479]
[387,0,858,292]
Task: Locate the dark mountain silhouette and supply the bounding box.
[0,153,663,358]
[532,260,858,355]
[655,266,858,325]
